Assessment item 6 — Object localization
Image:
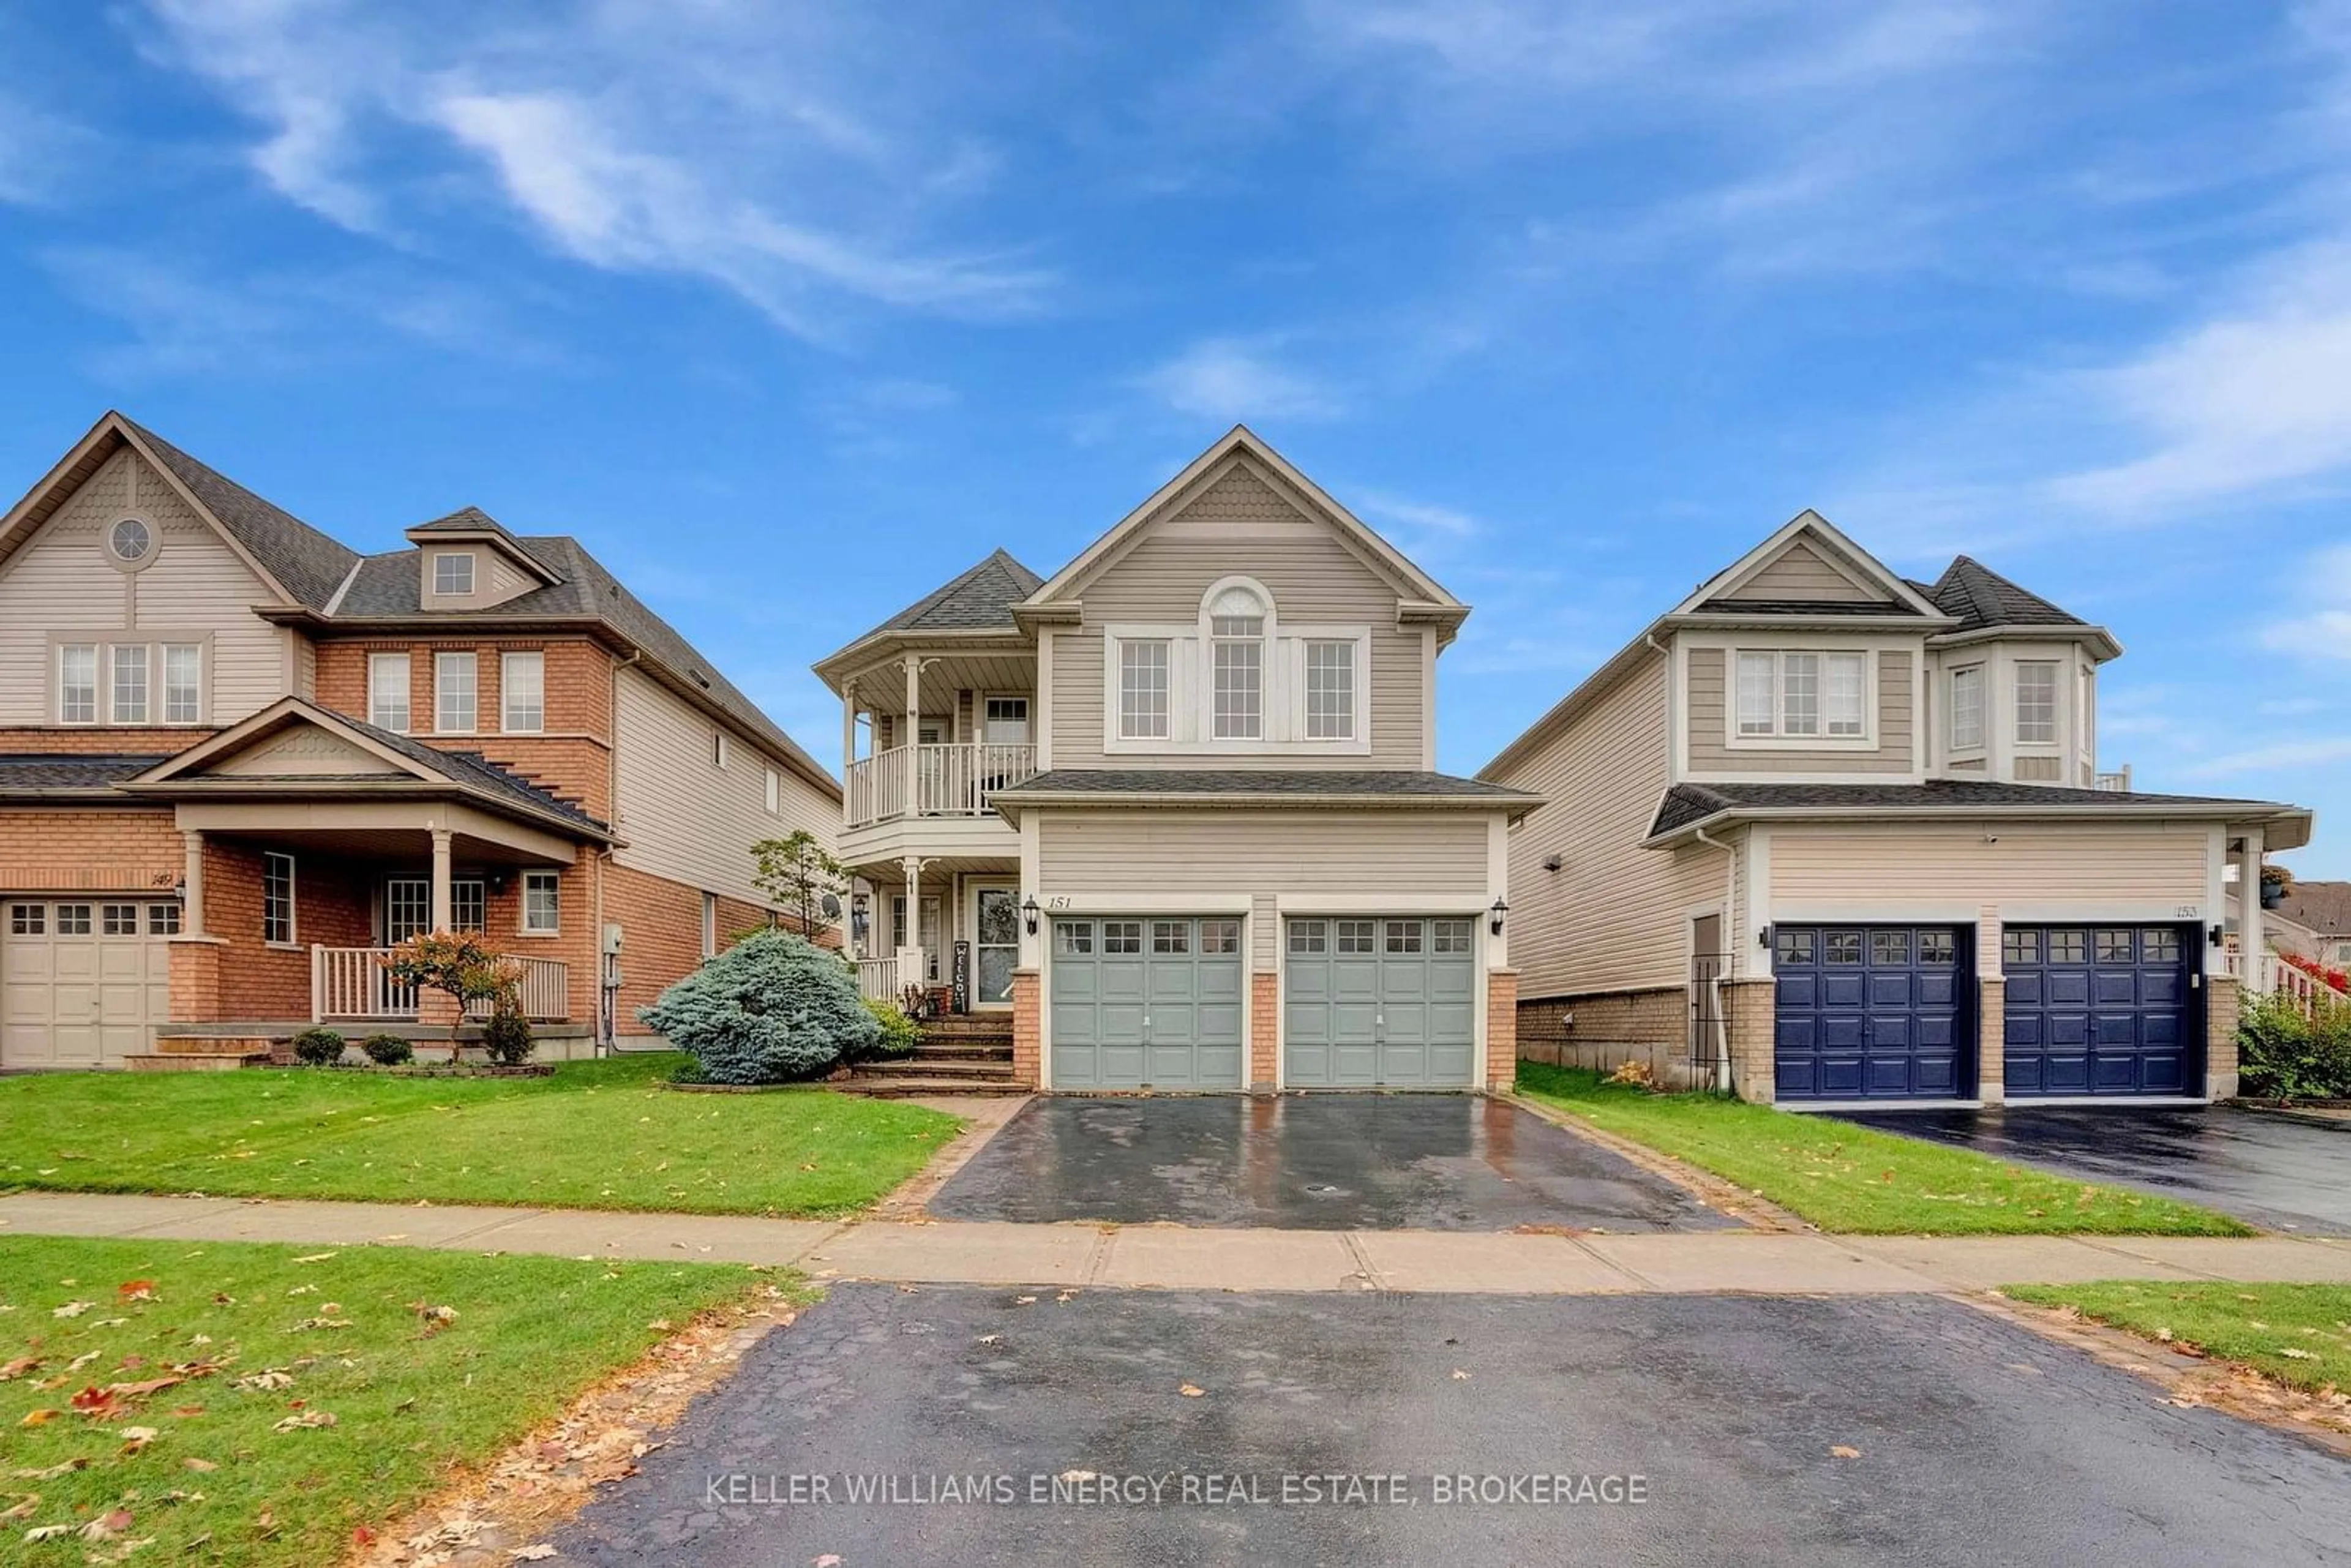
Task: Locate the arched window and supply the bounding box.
[1205,581,1268,740]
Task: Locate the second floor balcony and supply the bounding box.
[845,741,1041,830]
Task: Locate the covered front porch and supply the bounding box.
[848,854,1023,1015]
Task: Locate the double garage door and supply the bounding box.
[1046,913,1476,1090]
[2,899,178,1070]
[1774,921,2199,1101]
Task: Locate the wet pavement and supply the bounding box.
[1837,1105,2351,1235]
[551,1283,2351,1567]
[926,1095,1739,1232]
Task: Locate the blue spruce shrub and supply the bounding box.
[637,930,881,1084]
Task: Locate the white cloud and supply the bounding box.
[2260,542,2351,661]
[2181,735,2351,778]
[1351,489,1479,538]
[134,0,1056,335]
[1138,338,1341,422]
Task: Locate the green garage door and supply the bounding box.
[1049,917,1245,1090]
[1284,917,1477,1089]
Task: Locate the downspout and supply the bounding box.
[597,647,643,1056]
[1692,826,1734,1094]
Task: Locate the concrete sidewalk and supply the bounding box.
[6,1190,2351,1294]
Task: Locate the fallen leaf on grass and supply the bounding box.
[1,1495,37,1523]
[0,1357,40,1381]
[51,1300,93,1319]
[272,1411,337,1432]
[290,1252,337,1264]
[116,1281,154,1302]
[182,1458,217,1473]
[18,1409,59,1427]
[24,1523,72,1542]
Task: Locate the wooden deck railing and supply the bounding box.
[312,947,570,1024]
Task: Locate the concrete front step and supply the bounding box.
[127,1053,269,1073]
[154,1034,282,1056]
[834,1076,1030,1098]
[908,1043,1016,1062]
[860,1056,1019,1081]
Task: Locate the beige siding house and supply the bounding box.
[814,427,1534,1094]
[1485,511,2312,1108]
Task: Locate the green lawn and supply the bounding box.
[0,1234,774,1564]
[1515,1062,2251,1236]
[2004,1281,2351,1394]
[0,1055,961,1217]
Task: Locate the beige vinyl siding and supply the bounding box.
[1719,539,1884,603]
[1487,651,1730,998]
[1045,460,1425,770]
[1769,823,2208,907]
[612,666,835,911]
[1038,810,1492,969]
[0,451,288,726]
[1686,645,1915,775]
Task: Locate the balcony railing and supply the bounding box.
[2093,766,2132,792]
[2224,950,2350,1018]
[856,955,901,1002]
[312,947,571,1024]
[844,742,1040,829]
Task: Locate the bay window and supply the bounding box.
[2015,660,2058,745]
[1951,664,1985,751]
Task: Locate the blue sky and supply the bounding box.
[2,2,2348,871]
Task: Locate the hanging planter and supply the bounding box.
[2260,865,2292,909]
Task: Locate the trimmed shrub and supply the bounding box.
[2238,992,2351,1099]
[362,1032,414,1066]
[291,1027,346,1067]
[637,929,880,1085]
[860,997,920,1059]
[481,999,535,1067]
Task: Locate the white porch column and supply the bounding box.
[2238,827,2267,991]
[896,854,925,997]
[430,828,454,933]
[181,830,206,937]
[841,679,858,772]
[902,655,921,751]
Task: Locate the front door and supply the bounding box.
[971,883,1019,1009]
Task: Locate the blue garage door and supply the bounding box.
[1773,925,1973,1101]
[2002,925,2196,1097]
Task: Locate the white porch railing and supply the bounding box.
[2222,950,2351,1017]
[856,955,900,1002]
[2093,766,2132,792]
[312,947,570,1024]
[844,742,1040,828]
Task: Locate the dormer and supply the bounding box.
[1914,557,2121,788]
[406,507,560,612]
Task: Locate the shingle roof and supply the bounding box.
[1916,556,2090,633]
[856,549,1044,640]
[1651,779,2280,838]
[119,418,360,610]
[995,769,1535,800]
[2275,879,2351,936]
[332,536,830,789]
[407,508,561,582]
[0,754,170,797]
[1695,599,1925,617]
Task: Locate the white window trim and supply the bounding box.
[162,642,204,724]
[1100,616,1373,757]
[431,550,478,598]
[56,642,98,726]
[763,766,780,814]
[110,644,149,725]
[713,731,730,769]
[263,851,298,947]
[500,650,546,734]
[1949,662,1987,754]
[520,869,561,936]
[369,651,412,732]
[434,651,478,734]
[1722,647,1878,751]
[979,692,1033,746]
[2012,658,2061,750]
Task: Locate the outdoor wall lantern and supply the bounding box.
[1022,895,1041,936]
[1488,898,1510,936]
[2209,925,2225,947]
[1757,924,1774,949]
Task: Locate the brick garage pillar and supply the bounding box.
[1250,972,1278,1094]
[1719,978,1777,1104]
[1010,969,1040,1089]
[2205,974,2240,1100]
[1976,977,2006,1105]
[168,938,228,1022]
[1484,969,1518,1092]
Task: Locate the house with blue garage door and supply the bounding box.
[1482,510,2313,1108]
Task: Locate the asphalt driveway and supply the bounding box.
[552,1284,2351,1567]
[927,1095,1738,1232]
[1836,1105,2351,1235]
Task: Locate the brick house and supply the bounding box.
[0,412,838,1068]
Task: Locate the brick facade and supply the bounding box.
[1515,986,1698,1087]
[1483,969,1517,1092]
[199,841,376,1020]
[1976,976,2006,1103]
[0,806,182,894]
[2205,973,2240,1100]
[1720,978,1777,1103]
[0,729,214,756]
[1250,972,1278,1092]
[1010,969,1040,1086]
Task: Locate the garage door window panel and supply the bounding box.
[10,904,42,936]
[57,905,91,936]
